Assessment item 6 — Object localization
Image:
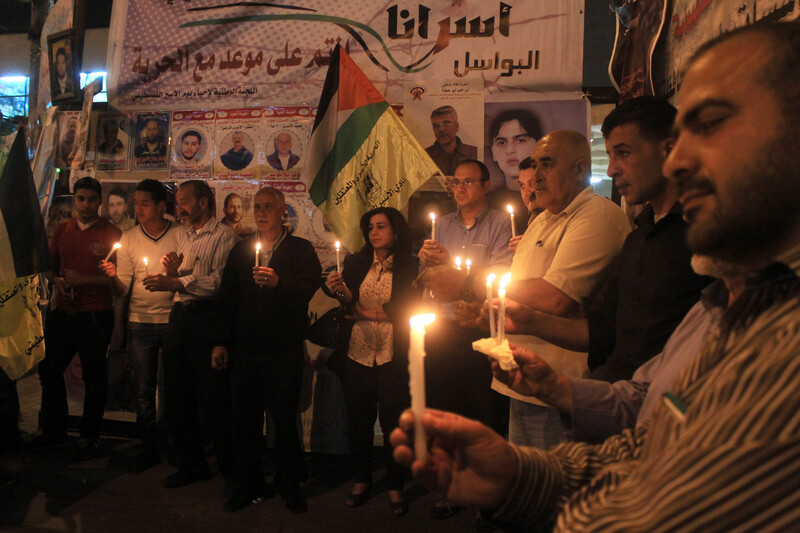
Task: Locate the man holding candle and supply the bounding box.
[144,180,237,489]
[499,130,631,449]
[393,22,800,530]
[211,186,321,514]
[99,179,182,472]
[418,159,513,518]
[28,177,121,457]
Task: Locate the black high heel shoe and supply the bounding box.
[345,484,371,507]
[390,497,408,517]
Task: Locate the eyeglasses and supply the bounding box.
[450,178,481,188]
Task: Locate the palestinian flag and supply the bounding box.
[0,127,50,379]
[301,45,442,252]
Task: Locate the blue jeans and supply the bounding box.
[128,322,169,449]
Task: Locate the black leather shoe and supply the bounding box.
[285,492,307,514]
[223,492,263,513]
[162,467,212,489]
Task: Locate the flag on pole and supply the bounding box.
[0,127,51,380]
[301,45,442,252]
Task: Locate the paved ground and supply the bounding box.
[2,374,484,533]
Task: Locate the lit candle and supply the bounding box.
[498,272,512,343]
[486,273,496,339]
[429,212,436,241]
[103,242,121,262]
[255,241,262,268]
[454,256,462,271]
[507,205,516,238]
[465,258,471,275]
[335,241,341,273]
[409,313,436,462]
[142,257,150,276]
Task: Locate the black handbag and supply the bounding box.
[308,306,347,377]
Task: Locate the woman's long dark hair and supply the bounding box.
[358,206,412,259]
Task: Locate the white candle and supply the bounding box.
[466,258,471,275]
[486,273,496,339]
[454,256,462,271]
[409,313,436,463]
[507,205,516,238]
[142,257,149,276]
[429,212,436,241]
[255,242,262,268]
[103,242,121,262]
[498,272,512,343]
[335,241,341,273]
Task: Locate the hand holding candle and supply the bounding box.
[103,242,121,262]
[486,273,497,339]
[335,240,341,273]
[507,205,516,238]
[498,272,512,343]
[409,313,436,463]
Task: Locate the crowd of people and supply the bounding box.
[2,21,799,530]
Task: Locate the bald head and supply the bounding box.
[529,130,592,214]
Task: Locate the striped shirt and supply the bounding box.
[173,216,236,303]
[495,243,800,532]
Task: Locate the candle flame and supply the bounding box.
[335,240,340,251]
[113,242,121,250]
[410,313,436,329]
[429,212,436,221]
[454,256,462,269]
[506,204,514,215]
[256,242,262,252]
[499,272,512,290]
[466,258,472,268]
[142,257,148,265]
[486,272,496,286]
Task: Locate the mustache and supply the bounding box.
[179,211,190,218]
[679,177,716,197]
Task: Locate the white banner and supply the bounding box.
[107,0,584,109]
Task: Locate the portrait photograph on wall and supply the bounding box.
[47,29,79,103]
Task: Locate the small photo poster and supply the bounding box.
[260,106,314,180]
[402,78,484,177]
[170,110,214,180]
[95,113,131,171]
[208,180,261,238]
[132,112,170,171]
[55,111,81,170]
[100,180,138,232]
[214,108,262,179]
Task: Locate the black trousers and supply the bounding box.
[230,349,306,493]
[342,356,409,489]
[0,370,21,453]
[38,309,114,440]
[424,320,494,426]
[162,302,233,474]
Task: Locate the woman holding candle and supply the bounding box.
[326,207,419,516]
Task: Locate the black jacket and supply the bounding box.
[337,249,420,366]
[216,234,322,354]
